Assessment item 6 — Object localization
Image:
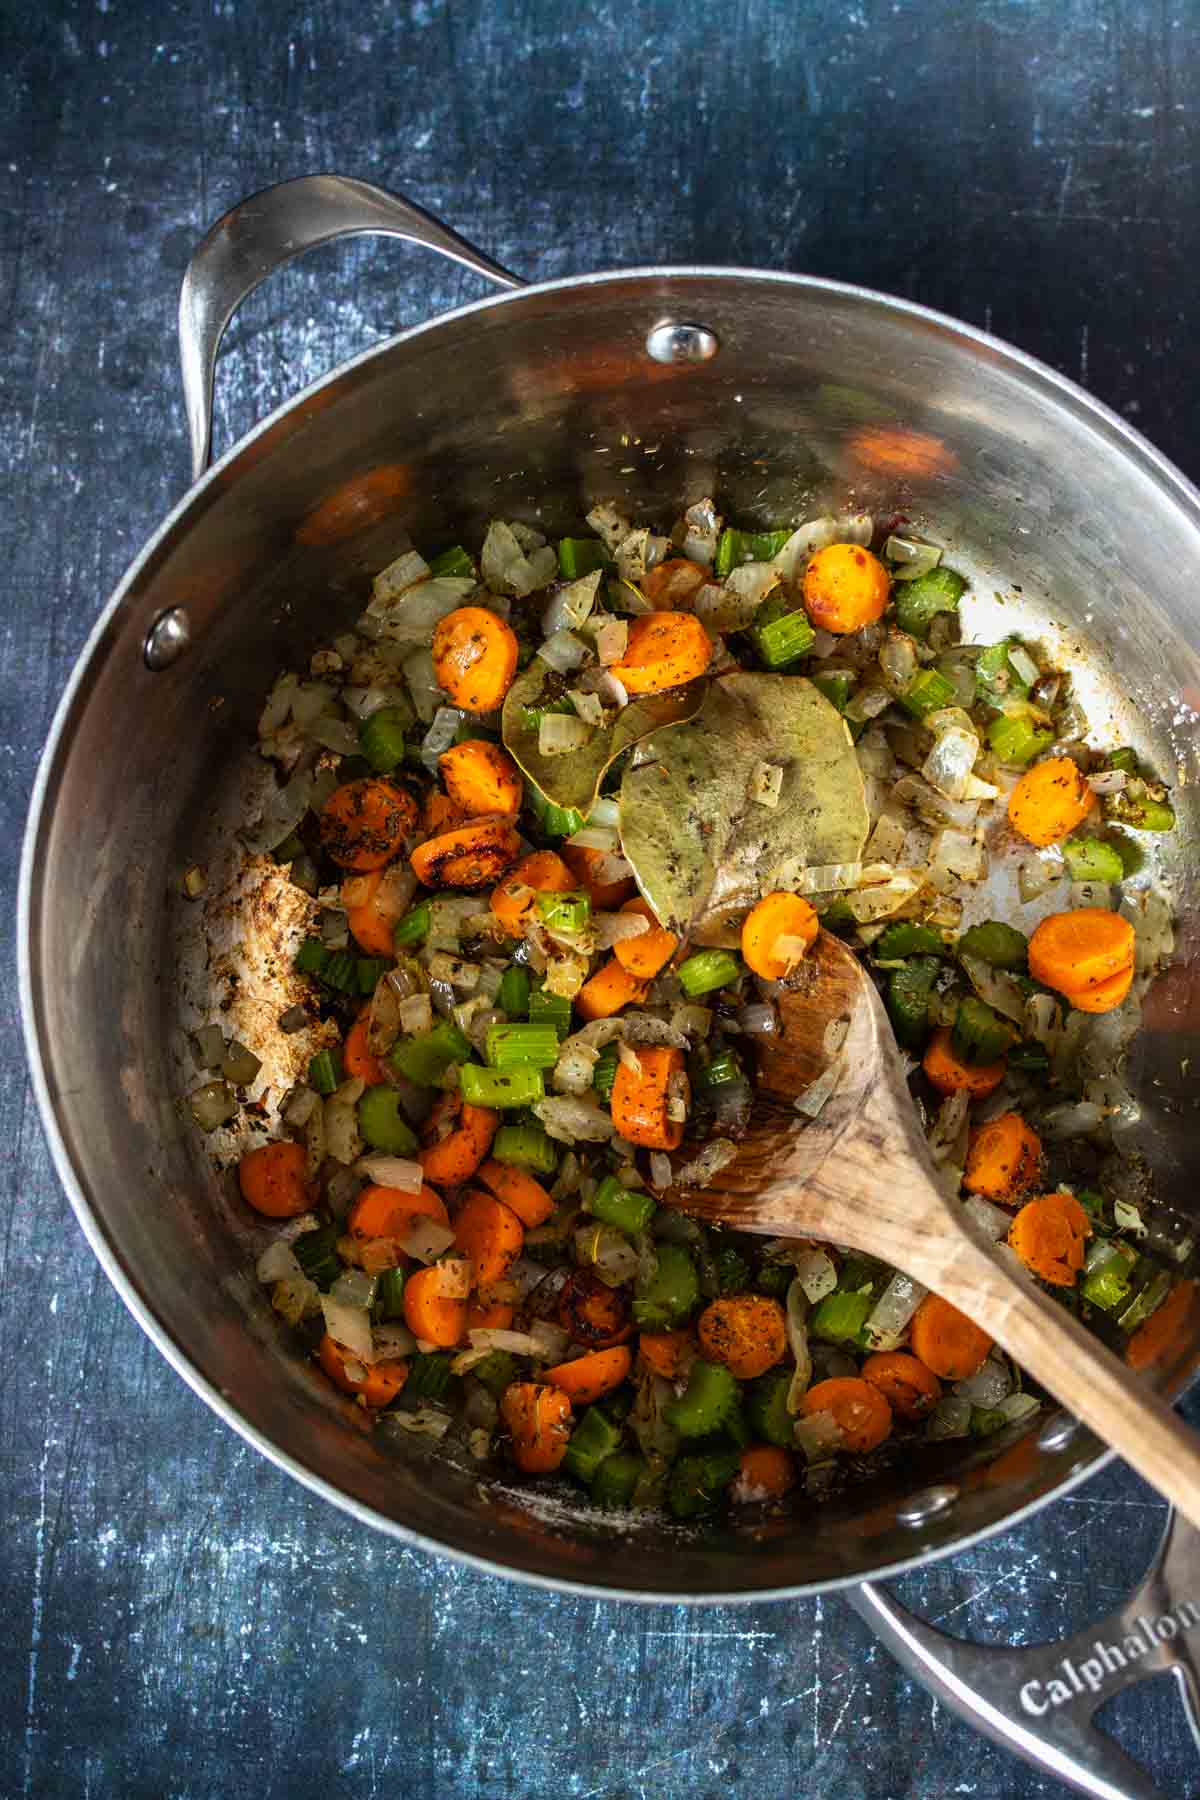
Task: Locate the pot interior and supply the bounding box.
[24,272,1200,1597]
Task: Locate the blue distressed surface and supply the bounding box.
[5,1,1200,1794]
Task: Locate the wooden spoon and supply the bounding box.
[669,931,1200,1527]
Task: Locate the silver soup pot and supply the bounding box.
[19,176,1200,1796]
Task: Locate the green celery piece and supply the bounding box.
[633,1242,700,1330]
[987,713,1052,766]
[388,1019,470,1087]
[809,1289,873,1343]
[492,1122,557,1173]
[459,1065,545,1108]
[1063,837,1126,884]
[557,538,611,579]
[592,1043,619,1102]
[308,1048,343,1096]
[372,1267,406,1321]
[590,1175,656,1237]
[357,1087,419,1156]
[714,1247,750,1294]
[874,922,944,959]
[886,956,941,1049]
[295,937,330,977]
[472,1349,518,1397]
[893,566,967,638]
[952,996,1018,1065]
[668,1449,741,1518]
[292,1223,341,1290]
[957,919,1029,970]
[591,1450,645,1508]
[1103,746,1140,775]
[746,1369,794,1447]
[975,638,1034,706]
[901,668,956,719]
[750,594,816,668]
[393,902,432,949]
[677,949,743,998]
[1081,1243,1138,1311]
[563,1406,623,1483]
[405,1351,456,1400]
[428,545,475,579]
[485,1022,561,1071]
[663,1359,739,1438]
[970,1406,1009,1437]
[498,965,531,1017]
[529,988,573,1039]
[359,705,411,774]
[812,670,854,712]
[1105,787,1176,832]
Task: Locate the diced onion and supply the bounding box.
[998,1393,1041,1425]
[256,1241,303,1285]
[539,630,590,675]
[366,576,475,644]
[534,1095,617,1143]
[649,1152,673,1189]
[927,1396,972,1440]
[785,1276,814,1414]
[1040,1100,1106,1140]
[862,1271,927,1351]
[1008,644,1041,688]
[568,689,605,727]
[752,761,784,808]
[675,1138,737,1186]
[553,1039,600,1096]
[961,955,1027,1024]
[953,1356,1013,1407]
[320,1295,373,1362]
[567,825,619,853]
[189,1080,237,1131]
[792,1248,838,1304]
[355,1155,425,1193]
[433,1257,472,1299]
[379,1407,452,1440]
[775,858,863,895]
[963,1195,1012,1241]
[400,1218,457,1263]
[1088,768,1128,795]
[539,711,592,756]
[193,1022,228,1070]
[885,535,943,577]
[542,570,602,637]
[421,706,465,772]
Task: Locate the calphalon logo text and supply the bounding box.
[1019,1602,1200,1715]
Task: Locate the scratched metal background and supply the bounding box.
[6,2,1200,1795]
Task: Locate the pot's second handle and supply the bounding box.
[849,1508,1200,1799]
[178,174,522,482]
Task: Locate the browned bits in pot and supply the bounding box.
[319,778,418,871]
[557,1269,634,1348]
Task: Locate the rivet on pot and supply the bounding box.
[144,607,192,670]
[645,320,720,365]
[1037,1409,1080,1453]
[896,1483,959,1528]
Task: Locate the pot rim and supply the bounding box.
[21,262,1200,1603]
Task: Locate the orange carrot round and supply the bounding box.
[909,1294,993,1380]
[1060,962,1135,1014]
[476,1158,555,1227]
[419,1096,498,1186]
[500,1381,573,1473]
[802,544,890,634]
[343,1014,387,1086]
[1007,756,1096,847]
[542,1346,633,1404]
[860,1351,943,1421]
[642,558,708,610]
[489,849,575,935]
[317,1333,408,1407]
[1028,908,1136,994]
[557,1270,633,1348]
[637,1328,695,1380]
[466,1299,515,1331]
[576,957,651,1022]
[800,1377,893,1452]
[453,1188,525,1288]
[345,867,407,957]
[1008,1190,1091,1287]
[561,843,637,910]
[610,1043,686,1149]
[410,817,522,889]
[439,739,523,817]
[1127,1280,1199,1372]
[964,1113,1042,1202]
[741,891,819,981]
[922,1026,1006,1097]
[422,789,470,837]
[696,1295,788,1380]
[610,611,713,695]
[402,1265,468,1347]
[432,606,519,712]
[348,1182,447,1242]
[612,897,679,980]
[319,779,418,872]
[732,1444,796,1502]
[238,1140,311,1218]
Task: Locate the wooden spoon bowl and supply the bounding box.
[667,932,1200,1527]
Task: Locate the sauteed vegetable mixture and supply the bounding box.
[194,501,1191,1518]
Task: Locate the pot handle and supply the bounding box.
[849,1507,1200,1798]
[178,174,522,482]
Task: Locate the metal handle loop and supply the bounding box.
[850,1508,1200,1799]
[178,173,522,482]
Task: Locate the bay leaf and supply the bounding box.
[619,672,869,946]
[502,656,706,814]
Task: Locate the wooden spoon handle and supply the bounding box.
[928,1229,1200,1531]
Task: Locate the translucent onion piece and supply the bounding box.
[193,1022,228,1070]
[998,1392,1041,1425]
[927,1395,973,1440]
[863,1271,928,1351]
[256,1241,303,1286]
[792,1411,847,1463]
[953,1356,1013,1407]
[421,706,466,772]
[372,550,430,603]
[792,1248,838,1305]
[481,521,557,597]
[553,1039,599,1096]
[778,859,863,896]
[846,869,924,923]
[785,1276,814,1414]
[880,631,919,694]
[1087,768,1129,795]
[402,647,442,724]
[675,1138,737,1187]
[1040,1100,1106,1140]
[963,1195,1012,1242]
[575,1221,640,1287]
[928,1091,970,1165]
[539,631,591,678]
[320,1295,373,1362]
[630,1370,680,1460]
[922,724,980,801]
[885,535,942,577]
[355,1154,424,1193]
[648,1152,673,1190]
[542,570,602,638]
[366,576,475,644]
[379,1407,453,1440]
[538,711,592,757]
[400,1218,457,1264]
[189,1080,238,1131]
[534,1094,617,1143]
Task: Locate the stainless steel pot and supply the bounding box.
[20,176,1200,1795]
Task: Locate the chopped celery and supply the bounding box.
[975,638,1035,706]
[321,951,358,993]
[529,988,573,1038]
[633,1242,700,1330]
[590,1175,656,1237]
[957,919,1028,970]
[746,1368,794,1447]
[388,1019,471,1086]
[668,1448,741,1517]
[535,890,591,933]
[1106,787,1176,832]
[952,997,1017,1065]
[473,1349,518,1397]
[1103,746,1140,775]
[295,937,330,977]
[886,956,941,1049]
[372,1266,406,1321]
[875,922,945,959]
[812,670,854,712]
[1063,837,1125,884]
[809,1289,873,1343]
[405,1351,456,1400]
[492,1122,557,1173]
[393,902,432,949]
[893,566,966,638]
[359,705,411,774]
[1081,1242,1139,1311]
[591,1450,646,1508]
[592,1043,620,1102]
[459,1065,545,1107]
[715,1247,750,1294]
[901,668,956,719]
[696,1051,742,1088]
[987,713,1052,766]
[664,1359,739,1438]
[428,545,475,579]
[563,1406,623,1483]
[357,1087,419,1155]
[292,1223,341,1290]
[750,595,816,668]
[498,965,531,1017]
[485,1023,561,1071]
[714,527,789,575]
[308,1048,343,1096]
[557,538,611,579]
[970,1406,1009,1437]
[677,949,743,998]
[356,957,388,996]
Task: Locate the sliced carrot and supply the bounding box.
[637,1328,695,1380]
[344,868,401,957]
[642,558,709,609]
[860,1351,943,1421]
[295,464,410,546]
[466,1299,515,1331]
[453,1188,525,1288]
[500,1381,574,1473]
[542,1346,633,1404]
[610,611,713,695]
[431,606,519,712]
[800,1377,893,1452]
[317,1333,408,1407]
[476,1158,555,1227]
[1060,962,1135,1014]
[964,1113,1042,1202]
[576,957,651,1022]
[696,1295,788,1380]
[909,1294,993,1381]
[561,843,637,911]
[610,1043,686,1150]
[732,1444,796,1502]
[319,779,418,872]
[557,1269,633,1348]
[348,1182,448,1242]
[1127,1279,1199,1371]
[489,849,575,935]
[1008,1190,1091,1287]
[238,1140,311,1218]
[802,544,890,634]
[419,1096,498,1186]
[1007,756,1096,847]
[612,897,679,980]
[422,789,470,837]
[343,1015,387,1086]
[410,817,522,890]
[1028,907,1136,994]
[402,1266,468,1348]
[922,1026,1006,1097]
[741,891,819,981]
[439,739,523,817]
